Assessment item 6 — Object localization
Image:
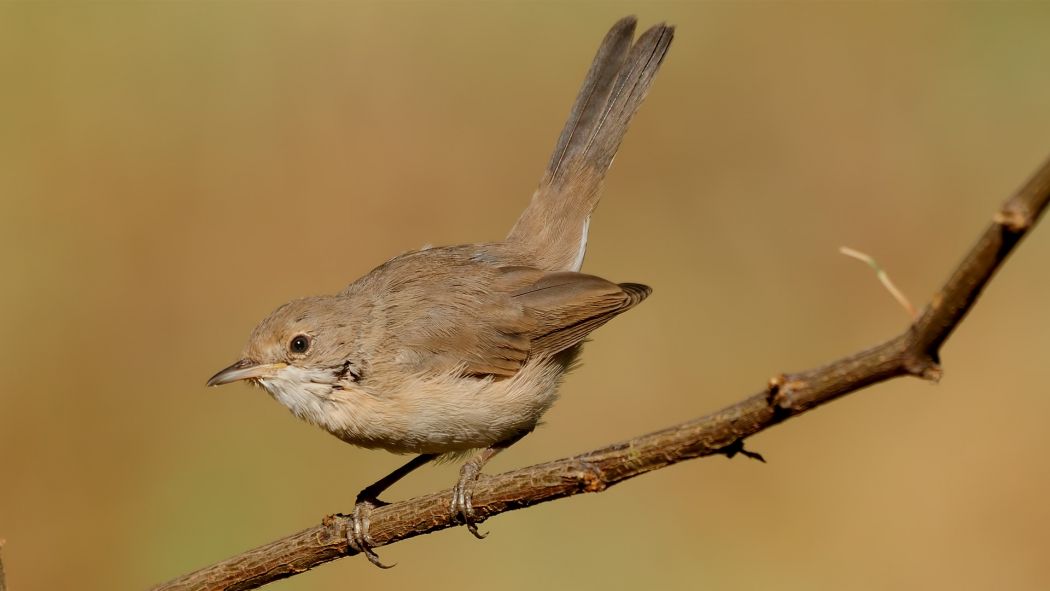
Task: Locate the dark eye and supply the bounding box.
[289,334,311,354]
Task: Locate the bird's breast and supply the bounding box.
[303,357,571,455]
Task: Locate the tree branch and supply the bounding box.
[1,539,8,591]
[153,154,1050,591]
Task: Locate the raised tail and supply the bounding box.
[506,16,674,272]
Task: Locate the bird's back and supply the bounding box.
[341,243,648,384]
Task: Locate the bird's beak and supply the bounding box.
[206,359,287,387]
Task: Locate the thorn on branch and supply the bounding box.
[718,440,767,463]
[840,246,918,320]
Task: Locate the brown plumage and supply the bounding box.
[207,16,673,565]
[509,18,673,271]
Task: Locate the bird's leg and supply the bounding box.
[350,453,437,568]
[451,432,529,539]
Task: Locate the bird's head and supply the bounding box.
[207,296,361,400]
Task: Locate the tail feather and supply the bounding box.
[546,16,637,181]
[507,17,674,272]
[569,24,674,189]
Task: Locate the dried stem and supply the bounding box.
[840,246,918,319]
[153,154,1050,591]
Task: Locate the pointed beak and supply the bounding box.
[206,359,287,387]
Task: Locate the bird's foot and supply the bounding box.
[349,495,395,568]
[450,460,488,539]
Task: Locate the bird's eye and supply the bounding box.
[289,334,311,354]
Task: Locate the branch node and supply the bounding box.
[718,440,766,463]
[994,205,1032,232]
[767,374,806,412]
[920,365,943,382]
[765,374,784,401]
[766,374,791,407]
[903,354,943,382]
[321,513,352,554]
[568,460,607,493]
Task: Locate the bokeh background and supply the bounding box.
[3,2,1050,590]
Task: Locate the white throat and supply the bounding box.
[259,365,340,426]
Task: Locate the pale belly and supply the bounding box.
[267,356,570,455]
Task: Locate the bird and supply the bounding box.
[207,16,673,567]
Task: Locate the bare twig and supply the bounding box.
[153,154,1050,591]
[1,539,7,591]
[840,246,918,319]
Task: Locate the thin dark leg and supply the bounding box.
[450,431,529,539]
[356,453,438,504]
[350,453,438,568]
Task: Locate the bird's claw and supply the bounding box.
[349,497,396,569]
[450,464,489,539]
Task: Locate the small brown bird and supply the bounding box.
[208,16,673,567]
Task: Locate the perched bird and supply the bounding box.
[208,16,673,567]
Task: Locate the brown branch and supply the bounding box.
[1,539,7,591]
[153,154,1050,591]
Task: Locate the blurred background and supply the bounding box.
[3,2,1050,590]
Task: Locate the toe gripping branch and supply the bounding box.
[348,497,396,569]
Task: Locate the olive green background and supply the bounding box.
[3,2,1050,590]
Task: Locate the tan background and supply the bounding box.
[3,2,1050,590]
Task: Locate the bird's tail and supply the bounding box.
[506,17,674,271]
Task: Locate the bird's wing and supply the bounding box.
[391,259,649,379]
[512,271,650,359]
